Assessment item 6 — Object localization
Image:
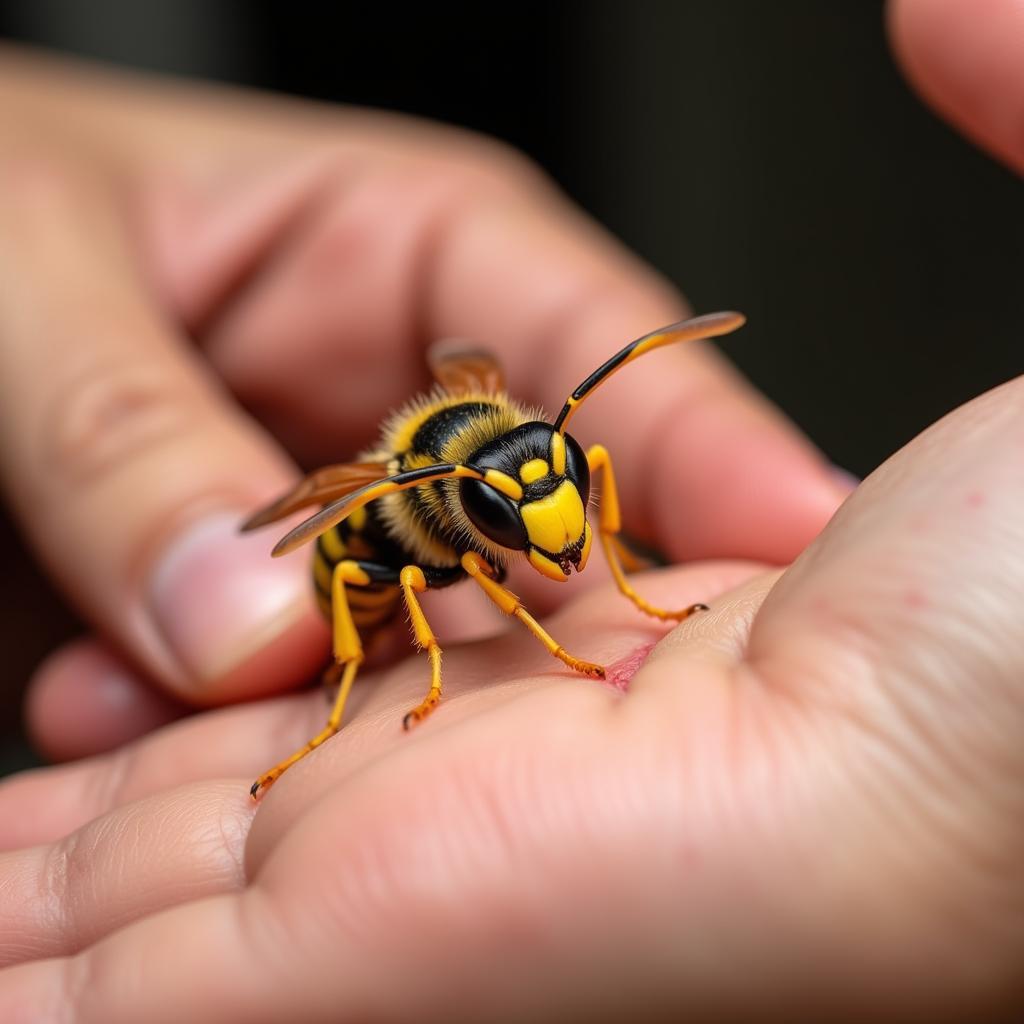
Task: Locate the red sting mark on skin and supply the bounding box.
[905,588,928,609]
[604,641,657,693]
[966,490,986,509]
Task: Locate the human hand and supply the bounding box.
[0,48,845,761]
[0,349,1021,1021]
[3,3,1023,1017]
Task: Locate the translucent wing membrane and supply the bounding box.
[427,339,506,394]
[271,463,489,557]
[240,462,389,532]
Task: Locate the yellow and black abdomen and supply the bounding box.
[312,507,403,632]
[311,394,536,632]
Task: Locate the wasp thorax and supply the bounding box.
[460,421,592,580]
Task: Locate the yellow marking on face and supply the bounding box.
[519,458,548,484]
[550,432,566,476]
[578,522,593,571]
[484,468,524,501]
[528,548,568,581]
[521,480,586,554]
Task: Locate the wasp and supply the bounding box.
[245,311,745,797]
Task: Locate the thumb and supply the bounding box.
[0,159,327,703]
[890,0,1024,173]
[748,370,1024,983]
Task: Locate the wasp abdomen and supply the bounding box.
[312,513,402,631]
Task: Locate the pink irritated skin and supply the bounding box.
[604,640,658,692]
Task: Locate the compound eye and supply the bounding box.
[563,433,591,506]
[460,479,529,550]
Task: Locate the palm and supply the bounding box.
[0,560,776,1012]
[1,23,1022,1015]
[2,359,1022,1024]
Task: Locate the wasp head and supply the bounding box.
[460,422,592,581]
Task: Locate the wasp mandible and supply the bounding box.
[245,311,745,797]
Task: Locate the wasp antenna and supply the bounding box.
[551,311,746,434]
[271,463,491,557]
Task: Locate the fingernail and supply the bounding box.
[147,512,310,685]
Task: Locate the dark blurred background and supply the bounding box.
[1,1,1021,773]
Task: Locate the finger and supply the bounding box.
[742,374,1024,978]
[0,160,328,705]
[26,639,185,762]
[425,189,848,564]
[0,892,274,1024]
[0,780,249,967]
[138,137,848,566]
[0,560,759,848]
[889,0,1024,173]
[26,588,500,764]
[751,373,1024,730]
[0,697,302,851]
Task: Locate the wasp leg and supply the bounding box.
[321,660,343,704]
[609,534,650,574]
[587,444,708,622]
[461,552,604,678]
[251,559,373,799]
[398,566,447,729]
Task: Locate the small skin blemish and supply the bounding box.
[966,490,986,509]
[904,588,928,610]
[604,641,657,692]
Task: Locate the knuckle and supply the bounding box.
[437,137,554,201]
[38,355,198,493]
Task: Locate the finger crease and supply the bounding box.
[39,830,78,956]
[38,356,203,493]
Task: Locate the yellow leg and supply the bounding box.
[461,552,604,678]
[251,560,366,799]
[609,533,649,574]
[320,660,343,704]
[399,566,445,729]
[587,444,708,622]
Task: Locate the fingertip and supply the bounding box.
[26,639,185,761]
[144,511,330,703]
[890,0,1024,172]
[202,602,330,705]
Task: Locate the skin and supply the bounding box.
[0,46,842,757]
[0,1,1022,1018]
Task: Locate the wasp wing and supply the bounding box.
[427,339,506,394]
[240,462,390,532]
[271,462,487,556]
